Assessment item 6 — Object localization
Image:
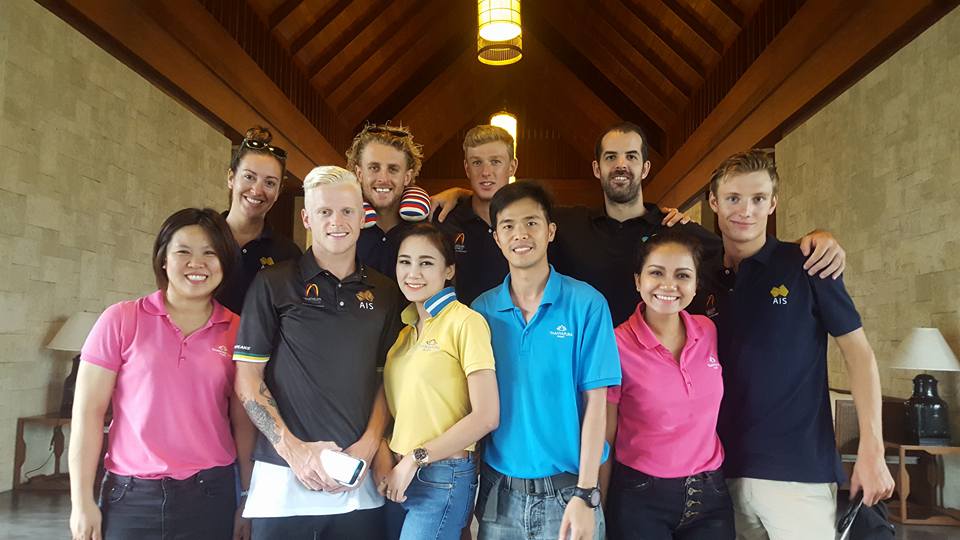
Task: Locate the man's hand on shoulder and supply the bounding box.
[799,230,846,279]
[659,207,692,227]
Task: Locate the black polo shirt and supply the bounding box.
[433,196,508,305]
[357,221,415,279]
[699,236,861,484]
[234,249,403,467]
[215,219,302,314]
[551,203,721,326]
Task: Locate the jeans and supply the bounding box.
[606,461,735,540]
[251,507,385,539]
[99,464,237,540]
[384,457,478,540]
[475,463,605,540]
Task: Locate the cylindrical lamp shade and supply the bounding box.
[478,35,522,66]
[478,0,521,42]
[47,311,101,352]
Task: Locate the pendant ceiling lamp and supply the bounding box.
[477,1,522,66]
[490,111,518,183]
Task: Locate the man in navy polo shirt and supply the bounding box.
[471,181,621,540]
[702,150,894,539]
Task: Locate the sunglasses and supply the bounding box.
[363,125,411,138]
[238,138,287,161]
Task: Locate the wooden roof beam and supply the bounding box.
[268,0,304,30]
[708,0,746,29]
[609,0,708,80]
[289,0,352,55]
[656,0,724,56]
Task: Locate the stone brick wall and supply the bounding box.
[0,1,230,490]
[776,8,960,501]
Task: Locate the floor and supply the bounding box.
[0,490,957,540]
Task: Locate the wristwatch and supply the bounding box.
[413,447,430,467]
[572,486,601,508]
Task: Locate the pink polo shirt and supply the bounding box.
[81,290,240,480]
[608,304,724,478]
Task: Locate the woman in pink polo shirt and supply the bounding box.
[68,208,255,540]
[601,230,734,539]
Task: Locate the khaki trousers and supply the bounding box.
[727,478,836,540]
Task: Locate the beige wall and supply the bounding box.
[0,0,230,490]
[776,8,960,501]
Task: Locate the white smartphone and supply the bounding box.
[319,449,367,487]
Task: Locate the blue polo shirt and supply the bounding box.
[471,267,621,479]
[698,236,861,484]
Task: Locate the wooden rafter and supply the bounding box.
[267,0,304,30]
[288,0,352,55]
[610,0,707,80]
[708,0,746,29]
[656,0,724,56]
[304,0,388,78]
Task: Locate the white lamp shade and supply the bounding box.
[889,327,960,372]
[47,311,101,352]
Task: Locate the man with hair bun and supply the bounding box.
[233,165,403,539]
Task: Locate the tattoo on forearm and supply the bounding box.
[243,398,281,444]
[258,381,277,408]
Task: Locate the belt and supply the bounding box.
[393,450,473,463]
[104,464,234,487]
[500,471,579,495]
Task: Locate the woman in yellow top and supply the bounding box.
[378,223,500,540]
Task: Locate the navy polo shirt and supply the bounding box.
[215,217,302,314]
[699,236,861,484]
[551,204,721,326]
[471,267,621,479]
[433,196,508,305]
[357,221,415,279]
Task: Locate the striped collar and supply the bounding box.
[424,287,457,318]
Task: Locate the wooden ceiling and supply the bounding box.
[39,0,958,207]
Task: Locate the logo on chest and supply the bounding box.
[454,233,467,254]
[259,256,275,269]
[550,324,574,339]
[706,355,720,370]
[356,290,375,310]
[211,345,230,358]
[419,338,441,352]
[770,284,789,305]
[303,283,324,305]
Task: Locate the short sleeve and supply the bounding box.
[232,273,279,363]
[376,287,404,369]
[457,310,496,375]
[80,302,130,372]
[810,273,862,337]
[578,297,622,392]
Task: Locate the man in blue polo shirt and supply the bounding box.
[701,150,894,539]
[471,181,621,540]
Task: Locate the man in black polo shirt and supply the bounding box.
[701,150,893,539]
[435,122,847,325]
[233,166,402,539]
[348,123,424,278]
[433,125,514,305]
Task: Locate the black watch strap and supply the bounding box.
[572,486,601,508]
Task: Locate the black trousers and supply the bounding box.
[99,464,237,540]
[606,461,735,540]
[251,507,385,540]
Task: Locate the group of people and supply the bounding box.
[68,120,894,540]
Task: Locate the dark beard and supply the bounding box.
[602,177,641,204]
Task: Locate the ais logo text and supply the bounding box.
[770,284,789,305]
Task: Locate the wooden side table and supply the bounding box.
[13,413,71,491]
[885,441,960,526]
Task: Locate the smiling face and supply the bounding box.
[464,140,517,202]
[164,225,224,302]
[592,130,651,205]
[396,235,455,304]
[227,153,282,221]
[302,182,364,258]
[709,170,777,248]
[635,242,697,316]
[493,196,556,271]
[356,142,413,213]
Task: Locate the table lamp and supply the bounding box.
[889,327,960,445]
[47,311,100,418]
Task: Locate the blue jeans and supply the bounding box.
[386,457,478,540]
[606,461,735,540]
[475,464,605,540]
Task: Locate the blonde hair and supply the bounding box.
[462,125,515,160]
[303,165,359,193]
[345,123,423,178]
[709,149,779,196]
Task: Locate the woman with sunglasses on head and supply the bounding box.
[379,223,499,540]
[601,230,734,540]
[69,208,256,540]
[217,126,302,314]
